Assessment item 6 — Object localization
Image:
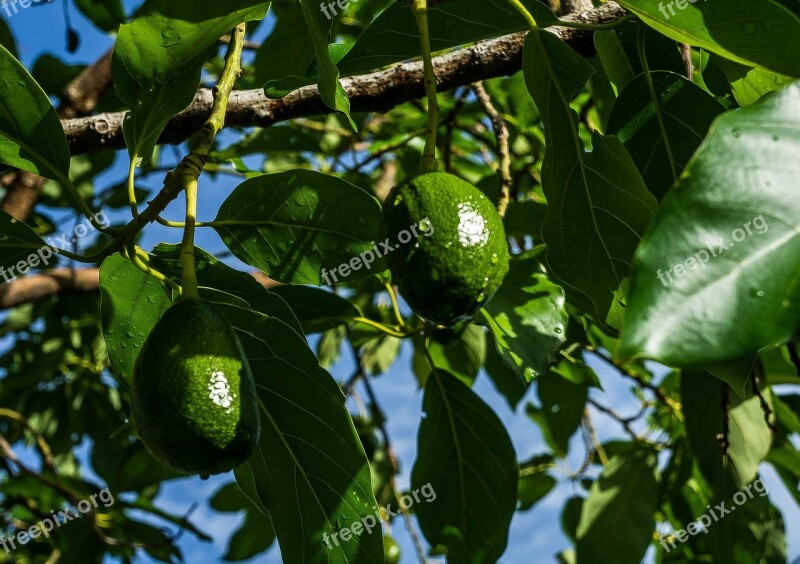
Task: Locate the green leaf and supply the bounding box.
[112,0,268,161]
[99,253,171,385]
[681,371,772,496]
[479,251,567,381]
[210,483,276,562]
[522,30,659,327]
[617,0,800,78]
[517,458,556,512]
[0,19,17,57]
[484,333,529,409]
[226,304,383,563]
[526,367,588,457]
[213,170,383,286]
[714,57,794,107]
[0,45,70,182]
[75,0,126,32]
[411,369,517,562]
[0,211,50,280]
[617,82,800,366]
[576,449,659,563]
[593,31,636,95]
[253,3,317,87]
[270,285,360,333]
[147,243,303,336]
[297,0,354,128]
[414,325,486,387]
[607,71,726,200]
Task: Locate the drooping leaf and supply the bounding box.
[414,325,486,387]
[411,369,517,562]
[617,0,800,78]
[223,304,383,563]
[0,45,70,181]
[527,367,588,458]
[296,0,354,127]
[617,82,800,366]
[576,448,659,563]
[99,253,171,385]
[607,71,726,199]
[210,483,276,562]
[523,29,658,327]
[681,371,772,496]
[112,0,268,161]
[479,250,568,381]
[214,170,383,286]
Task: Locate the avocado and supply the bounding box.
[130,298,260,475]
[381,171,510,325]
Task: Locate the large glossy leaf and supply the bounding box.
[253,3,317,87]
[478,250,567,381]
[617,82,800,366]
[681,371,772,496]
[411,369,517,562]
[607,71,726,200]
[617,0,800,78]
[112,0,268,161]
[523,30,658,327]
[214,170,383,286]
[99,253,171,385]
[0,45,70,182]
[224,304,383,563]
[576,448,659,563]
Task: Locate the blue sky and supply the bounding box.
[2,1,799,563]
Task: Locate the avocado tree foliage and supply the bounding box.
[1,0,800,561]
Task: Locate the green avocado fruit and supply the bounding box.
[130,298,260,475]
[381,171,510,325]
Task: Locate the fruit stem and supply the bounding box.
[177,22,247,300]
[411,0,440,172]
[180,177,200,299]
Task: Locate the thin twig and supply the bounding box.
[473,81,512,217]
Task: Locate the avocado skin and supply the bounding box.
[130,299,260,475]
[381,172,510,325]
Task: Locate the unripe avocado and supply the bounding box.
[381,172,509,325]
[130,299,260,475]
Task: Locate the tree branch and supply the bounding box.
[64,3,625,155]
[0,268,279,311]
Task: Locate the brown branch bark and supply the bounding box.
[64,3,625,155]
[0,268,280,311]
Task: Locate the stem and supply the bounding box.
[180,178,199,299]
[127,157,139,218]
[384,282,406,329]
[126,242,180,293]
[176,23,247,299]
[507,0,538,29]
[411,0,440,172]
